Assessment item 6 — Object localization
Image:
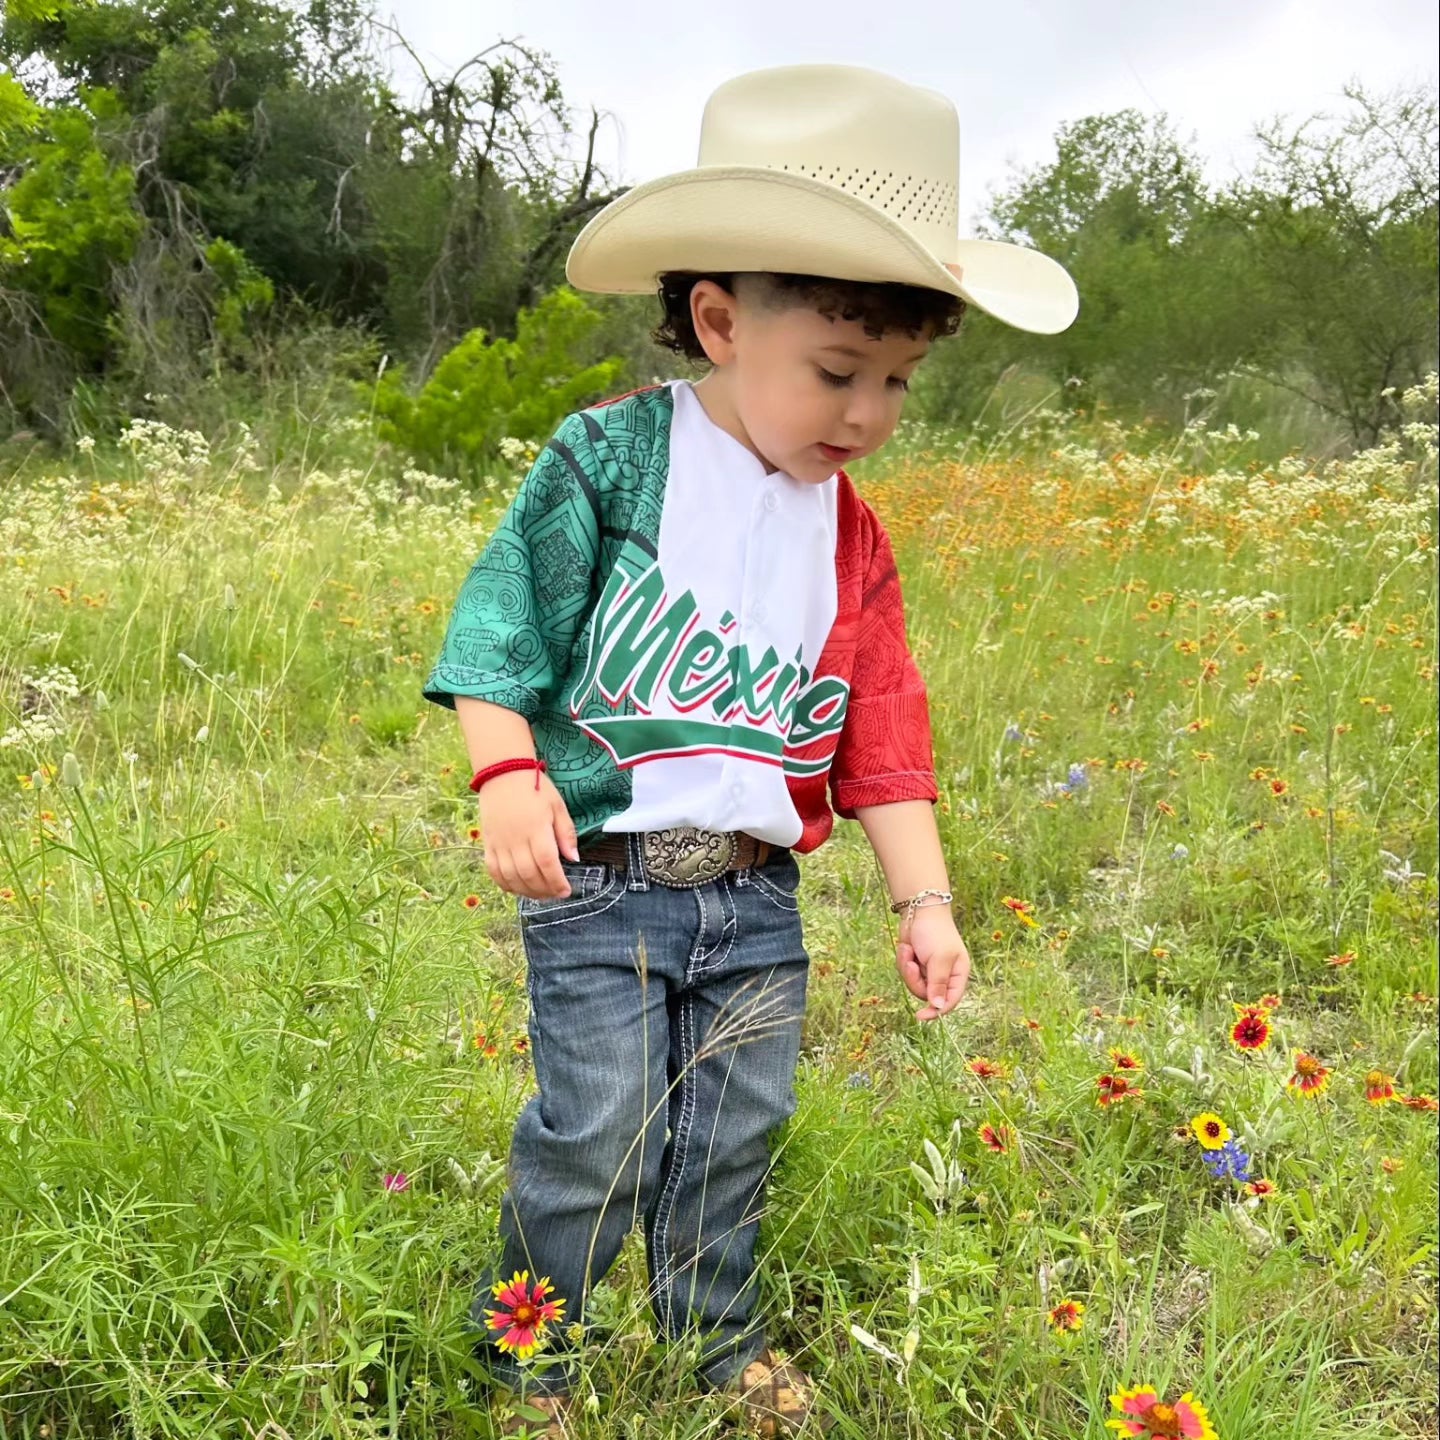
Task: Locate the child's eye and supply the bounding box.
[816,366,911,392]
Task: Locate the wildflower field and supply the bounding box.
[1,381,1436,1439]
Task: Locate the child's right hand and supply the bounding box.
[478,771,581,900]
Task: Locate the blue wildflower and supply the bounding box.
[1003,723,1024,744]
[1066,763,1089,790]
[1202,1138,1253,1183]
[1171,843,1190,861]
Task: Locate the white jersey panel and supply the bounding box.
[601,379,840,846]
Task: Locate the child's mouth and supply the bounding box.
[817,443,855,461]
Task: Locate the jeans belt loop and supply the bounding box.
[624,829,650,892]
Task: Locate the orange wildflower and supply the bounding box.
[1287,1051,1331,1099]
[1001,896,1039,929]
[978,1123,1012,1153]
[967,1056,1009,1081]
[1096,1073,1143,1106]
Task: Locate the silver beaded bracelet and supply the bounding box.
[889,888,953,924]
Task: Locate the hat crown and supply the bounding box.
[696,65,961,262]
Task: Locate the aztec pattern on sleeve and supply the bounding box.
[422,386,674,839]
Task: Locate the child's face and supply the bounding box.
[690,278,931,484]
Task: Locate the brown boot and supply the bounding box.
[718,1349,831,1436]
[494,1391,573,1438]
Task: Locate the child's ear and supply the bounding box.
[689,279,741,366]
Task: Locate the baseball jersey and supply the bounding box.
[422,379,937,854]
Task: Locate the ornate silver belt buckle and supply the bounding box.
[642,826,737,888]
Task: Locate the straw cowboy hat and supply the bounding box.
[566,64,1079,335]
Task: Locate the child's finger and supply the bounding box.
[552,801,580,863]
[491,846,522,896]
[896,942,927,1001]
[945,953,972,1006]
[528,835,572,898]
[924,952,954,1014]
[509,846,547,898]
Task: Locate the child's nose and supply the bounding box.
[841,389,887,438]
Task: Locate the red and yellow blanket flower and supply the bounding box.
[1097,1072,1144,1105]
[1107,1385,1217,1438]
[978,1122,1012,1153]
[1229,1004,1271,1053]
[1287,1051,1331,1098]
[485,1270,566,1359]
[966,1055,1009,1080]
[1364,1069,1399,1104]
[1001,895,1040,928]
[1047,1298,1085,1334]
[1107,1046,1144,1072]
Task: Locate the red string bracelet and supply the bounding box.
[469,757,548,793]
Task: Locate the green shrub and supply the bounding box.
[369,287,624,480]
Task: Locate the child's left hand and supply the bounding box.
[896,905,972,1022]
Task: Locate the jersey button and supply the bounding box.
[763,491,780,513]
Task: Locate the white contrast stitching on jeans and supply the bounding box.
[520,881,626,931]
[695,879,738,974]
[654,991,697,1331]
[690,886,709,968]
[747,869,799,912]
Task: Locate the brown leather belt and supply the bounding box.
[576,826,783,889]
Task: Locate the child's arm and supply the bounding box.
[856,799,971,1022]
[422,409,607,901]
[456,696,579,901]
[827,492,970,1021]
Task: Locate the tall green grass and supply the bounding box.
[1,377,1435,1437]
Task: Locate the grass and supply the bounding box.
[0,375,1436,1438]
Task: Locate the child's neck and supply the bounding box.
[690,372,780,475]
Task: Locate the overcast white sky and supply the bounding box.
[382,0,1436,228]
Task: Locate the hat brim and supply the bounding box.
[566,166,1078,335]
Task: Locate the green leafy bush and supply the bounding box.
[369,287,624,480]
[0,85,140,363]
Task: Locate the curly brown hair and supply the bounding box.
[652,271,966,362]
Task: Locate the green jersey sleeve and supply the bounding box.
[422,411,603,717]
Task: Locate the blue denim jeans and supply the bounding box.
[466,836,809,1397]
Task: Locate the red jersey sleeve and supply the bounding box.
[828,500,938,818]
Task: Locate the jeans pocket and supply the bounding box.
[516,861,623,928]
[746,853,802,912]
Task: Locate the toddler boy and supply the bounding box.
[423,62,1076,1437]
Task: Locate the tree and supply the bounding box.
[0,3,631,434]
[1218,83,1439,445]
[0,80,140,424]
[915,109,1217,427]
